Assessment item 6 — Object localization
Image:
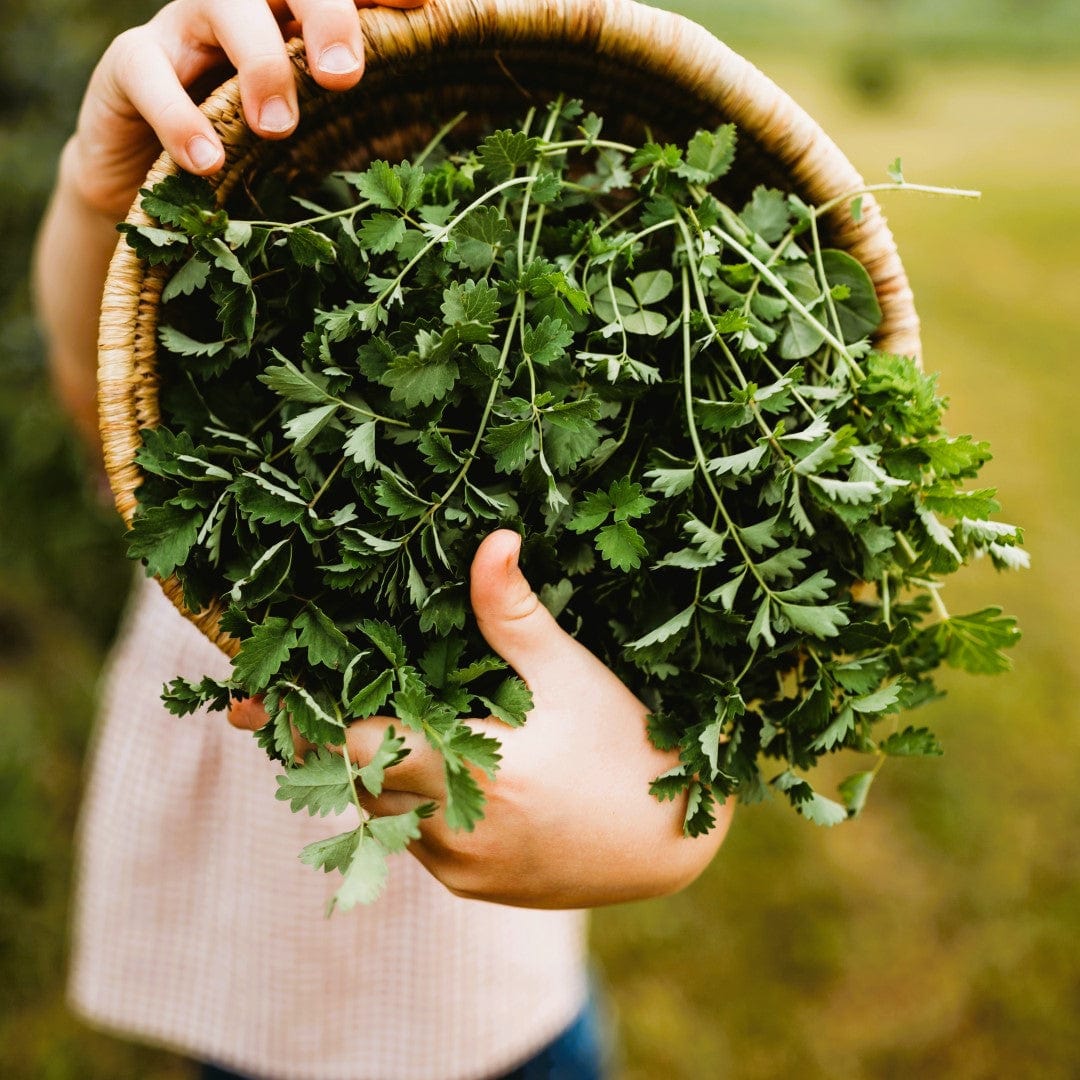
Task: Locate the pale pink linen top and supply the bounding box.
[68,575,590,1080]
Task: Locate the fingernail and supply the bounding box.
[259,96,295,133]
[186,134,220,171]
[318,43,361,75]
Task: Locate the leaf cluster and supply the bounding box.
[129,100,1024,905]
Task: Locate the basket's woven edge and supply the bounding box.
[99,142,245,657]
[100,0,924,657]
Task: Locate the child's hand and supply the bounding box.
[36,1,426,451]
[69,0,427,217]
[230,530,732,909]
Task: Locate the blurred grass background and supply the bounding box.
[1,1,1077,1077]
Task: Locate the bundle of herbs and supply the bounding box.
[120,98,1024,908]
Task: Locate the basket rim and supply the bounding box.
[98,0,921,652]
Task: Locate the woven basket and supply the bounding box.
[98,0,921,655]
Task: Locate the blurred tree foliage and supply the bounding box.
[0,0,164,646]
[0,4,185,1076]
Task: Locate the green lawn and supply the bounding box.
[1,5,1078,1078]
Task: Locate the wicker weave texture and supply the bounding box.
[98,0,921,651]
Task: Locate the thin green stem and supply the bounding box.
[413,111,468,167]
[309,455,346,509]
[678,264,776,601]
[542,137,638,156]
[813,181,981,221]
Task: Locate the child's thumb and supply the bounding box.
[468,529,576,684]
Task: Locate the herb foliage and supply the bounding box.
[121,99,1024,909]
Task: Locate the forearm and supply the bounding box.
[32,138,129,463]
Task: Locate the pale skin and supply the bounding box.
[33,0,732,909]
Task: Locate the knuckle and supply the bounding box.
[107,26,151,70]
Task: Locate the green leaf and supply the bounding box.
[381,352,459,408]
[294,606,351,669]
[644,465,696,497]
[449,205,514,272]
[629,269,674,306]
[332,836,390,911]
[809,475,880,505]
[283,402,339,450]
[934,608,1020,675]
[275,747,353,816]
[343,421,378,469]
[838,771,875,817]
[568,490,614,532]
[351,159,404,209]
[608,478,654,522]
[442,280,500,326]
[741,186,791,243]
[851,680,905,715]
[778,601,849,639]
[162,256,211,303]
[288,226,336,268]
[922,485,1000,520]
[810,705,856,752]
[126,504,202,577]
[708,444,768,477]
[161,676,233,717]
[649,764,690,802]
[684,516,728,561]
[443,765,486,832]
[625,605,696,650]
[821,249,883,343]
[922,435,992,479]
[359,211,407,254]
[281,684,345,745]
[683,782,718,837]
[419,586,468,635]
[258,355,334,404]
[523,316,574,366]
[347,669,395,717]
[418,428,461,474]
[445,725,503,778]
[736,515,782,554]
[477,676,533,728]
[158,325,228,359]
[799,791,849,827]
[358,620,407,667]
[676,125,737,184]
[357,726,409,796]
[299,827,361,873]
[477,129,541,180]
[778,313,826,361]
[485,419,534,474]
[596,520,648,571]
[367,808,427,853]
[232,617,297,693]
[879,726,944,757]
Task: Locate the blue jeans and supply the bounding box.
[199,993,608,1080]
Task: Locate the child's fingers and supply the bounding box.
[100,30,225,173]
[286,0,367,86]
[178,0,302,138]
